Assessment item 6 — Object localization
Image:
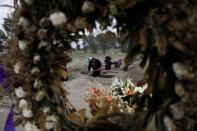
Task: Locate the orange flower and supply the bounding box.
[127,90,134,95]
[105,96,113,101]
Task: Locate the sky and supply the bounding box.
[0,0,13,30]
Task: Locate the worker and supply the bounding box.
[88,57,102,77]
[104,56,113,70]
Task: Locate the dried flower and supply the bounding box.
[24,0,33,5]
[173,62,194,80]
[175,82,186,97]
[24,121,40,131]
[163,116,176,131]
[37,29,47,40]
[42,106,50,114]
[38,41,47,49]
[74,17,87,29]
[33,54,41,64]
[66,23,77,33]
[35,90,45,102]
[33,79,43,89]
[14,62,21,74]
[15,87,27,98]
[19,99,28,109]
[31,67,40,75]
[169,103,184,120]
[18,40,26,50]
[49,12,67,27]
[22,108,33,118]
[45,115,58,130]
[126,107,134,113]
[18,17,30,28]
[39,18,51,28]
[105,96,113,101]
[82,1,95,14]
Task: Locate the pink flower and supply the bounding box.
[91,87,97,94]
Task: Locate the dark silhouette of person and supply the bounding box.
[88,57,102,77]
[104,56,113,70]
[113,59,122,68]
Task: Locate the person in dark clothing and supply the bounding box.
[104,56,113,70]
[88,57,102,77]
[113,59,122,68]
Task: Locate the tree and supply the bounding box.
[96,33,107,53]
[2,16,13,37]
[95,31,117,53]
[84,34,98,53]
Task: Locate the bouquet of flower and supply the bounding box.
[110,77,148,109]
[84,87,114,116]
[84,77,148,116]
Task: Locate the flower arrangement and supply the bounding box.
[84,78,148,116]
[110,77,147,108]
[111,77,147,98]
[84,87,114,116]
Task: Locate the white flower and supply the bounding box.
[113,78,119,84]
[127,78,134,87]
[134,87,145,94]
[42,106,50,114]
[18,17,29,27]
[22,108,33,118]
[119,81,125,88]
[31,67,40,75]
[35,90,45,102]
[143,84,148,90]
[98,103,103,108]
[24,0,33,5]
[14,62,21,74]
[82,1,95,13]
[18,40,26,50]
[112,91,118,96]
[33,54,41,64]
[24,121,40,131]
[19,99,28,109]
[15,87,27,98]
[49,12,67,27]
[45,115,58,130]
[33,79,43,89]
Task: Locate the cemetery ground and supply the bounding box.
[0,49,145,130]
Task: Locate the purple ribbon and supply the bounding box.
[0,64,15,131]
[4,105,15,131]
